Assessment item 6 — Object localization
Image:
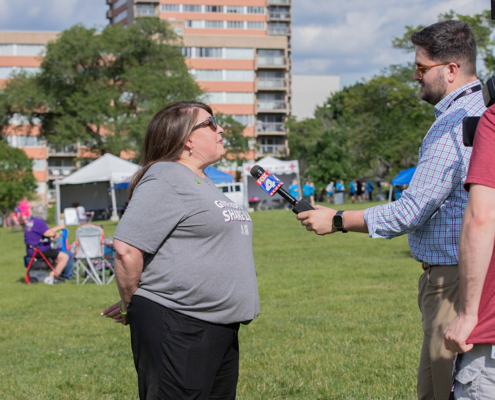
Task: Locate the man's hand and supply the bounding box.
[297,205,337,235]
[444,314,478,354]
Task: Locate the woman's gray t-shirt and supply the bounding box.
[114,162,259,325]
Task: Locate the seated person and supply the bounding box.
[24,218,74,284]
[76,205,94,223]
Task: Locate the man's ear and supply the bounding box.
[446,63,459,84]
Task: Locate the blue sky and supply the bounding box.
[0,0,488,88]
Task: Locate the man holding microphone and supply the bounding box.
[298,20,485,400]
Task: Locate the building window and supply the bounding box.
[196,47,222,58]
[204,92,254,104]
[226,92,254,104]
[227,21,244,29]
[0,66,40,78]
[247,6,265,14]
[226,6,244,13]
[205,20,223,28]
[225,70,254,81]
[186,20,203,28]
[224,48,254,59]
[136,4,156,16]
[181,47,192,58]
[183,5,201,12]
[0,44,46,56]
[173,27,183,35]
[114,9,127,23]
[230,115,255,125]
[32,159,47,171]
[113,0,127,9]
[6,135,46,148]
[247,22,265,30]
[205,5,223,12]
[193,69,223,81]
[161,4,180,12]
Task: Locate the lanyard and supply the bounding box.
[448,85,482,109]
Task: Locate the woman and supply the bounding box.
[102,101,259,399]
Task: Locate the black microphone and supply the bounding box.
[250,165,314,214]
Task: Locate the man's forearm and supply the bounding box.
[342,210,369,233]
[457,184,495,318]
[458,207,495,317]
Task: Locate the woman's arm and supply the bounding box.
[101,239,145,325]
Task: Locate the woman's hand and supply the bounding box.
[101,301,128,325]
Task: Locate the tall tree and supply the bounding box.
[288,64,433,182]
[393,9,495,78]
[0,140,37,227]
[0,18,202,158]
[215,114,248,181]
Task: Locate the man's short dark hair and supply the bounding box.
[411,20,477,77]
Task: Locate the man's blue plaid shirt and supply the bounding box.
[364,80,486,265]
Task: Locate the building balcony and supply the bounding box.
[268,27,291,35]
[47,144,78,156]
[256,144,288,157]
[48,166,75,179]
[257,77,287,90]
[256,100,288,113]
[268,11,291,21]
[256,56,287,69]
[267,0,291,5]
[256,122,286,135]
[106,0,113,5]
[106,9,113,19]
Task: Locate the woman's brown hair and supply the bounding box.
[128,100,213,199]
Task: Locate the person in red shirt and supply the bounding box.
[444,105,495,398]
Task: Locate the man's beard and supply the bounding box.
[420,74,448,106]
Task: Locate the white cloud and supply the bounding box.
[292,0,488,88]
[0,0,107,31]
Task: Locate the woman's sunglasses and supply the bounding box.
[192,116,217,132]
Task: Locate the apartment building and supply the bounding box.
[106,0,292,161]
[0,31,75,203]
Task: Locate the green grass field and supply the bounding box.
[0,202,422,399]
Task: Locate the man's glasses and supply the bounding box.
[415,62,459,79]
[192,116,217,132]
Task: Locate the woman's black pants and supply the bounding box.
[128,295,240,400]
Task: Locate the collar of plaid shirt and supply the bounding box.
[434,80,483,117]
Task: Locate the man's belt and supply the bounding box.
[421,262,458,271]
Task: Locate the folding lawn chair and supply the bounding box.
[24,248,56,285]
[74,224,115,285]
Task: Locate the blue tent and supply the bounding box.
[108,166,233,190]
[389,166,416,202]
[391,166,417,185]
[205,166,234,184]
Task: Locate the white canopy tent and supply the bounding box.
[242,156,301,210]
[55,154,139,224]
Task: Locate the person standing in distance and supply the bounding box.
[297,21,485,400]
[101,101,259,400]
[443,105,495,398]
[286,179,299,210]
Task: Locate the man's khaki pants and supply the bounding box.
[417,264,459,400]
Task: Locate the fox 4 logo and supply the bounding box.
[256,171,283,196]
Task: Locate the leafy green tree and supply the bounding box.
[288,65,433,183]
[286,108,355,191]
[0,140,37,227]
[215,114,248,181]
[0,18,202,157]
[393,10,495,78]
